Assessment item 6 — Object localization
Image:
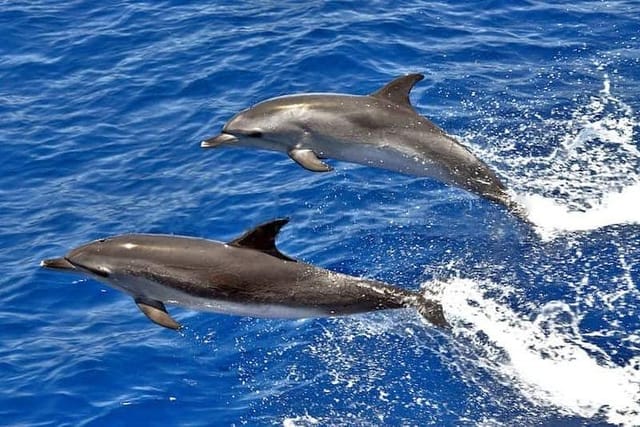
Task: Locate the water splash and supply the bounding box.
[441,278,640,426]
[474,72,640,238]
[282,414,321,427]
[517,182,640,240]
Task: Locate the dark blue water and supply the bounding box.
[2,1,639,425]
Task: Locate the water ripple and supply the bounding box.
[1,0,639,425]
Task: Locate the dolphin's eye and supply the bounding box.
[246,131,263,138]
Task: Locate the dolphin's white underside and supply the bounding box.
[316,138,452,181]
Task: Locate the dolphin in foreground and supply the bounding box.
[41,219,447,330]
[201,74,528,222]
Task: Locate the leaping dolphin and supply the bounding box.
[201,74,528,222]
[41,219,447,330]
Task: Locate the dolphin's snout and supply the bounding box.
[41,257,76,271]
[200,133,238,148]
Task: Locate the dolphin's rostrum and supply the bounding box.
[202,74,528,222]
[41,219,447,330]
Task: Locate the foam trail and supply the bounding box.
[441,278,640,426]
[516,182,640,240]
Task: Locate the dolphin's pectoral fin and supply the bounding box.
[370,73,424,110]
[288,148,333,172]
[229,218,297,262]
[135,297,182,330]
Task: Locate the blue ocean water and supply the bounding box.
[1,1,639,425]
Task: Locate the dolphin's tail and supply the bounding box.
[483,189,532,226]
[412,295,449,328]
[503,198,533,226]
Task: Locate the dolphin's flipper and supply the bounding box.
[135,297,181,330]
[288,148,333,172]
[370,74,424,109]
[229,218,297,262]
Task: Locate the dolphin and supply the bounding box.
[40,219,447,331]
[201,74,528,222]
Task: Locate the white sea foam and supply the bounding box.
[441,278,640,426]
[517,182,640,240]
[282,414,321,427]
[473,72,640,238]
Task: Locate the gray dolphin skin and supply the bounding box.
[41,219,447,331]
[201,74,528,222]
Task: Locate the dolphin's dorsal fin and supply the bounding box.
[228,219,297,262]
[370,73,424,109]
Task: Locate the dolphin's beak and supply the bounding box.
[200,133,238,148]
[40,257,76,271]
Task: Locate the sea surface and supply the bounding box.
[1,1,639,426]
